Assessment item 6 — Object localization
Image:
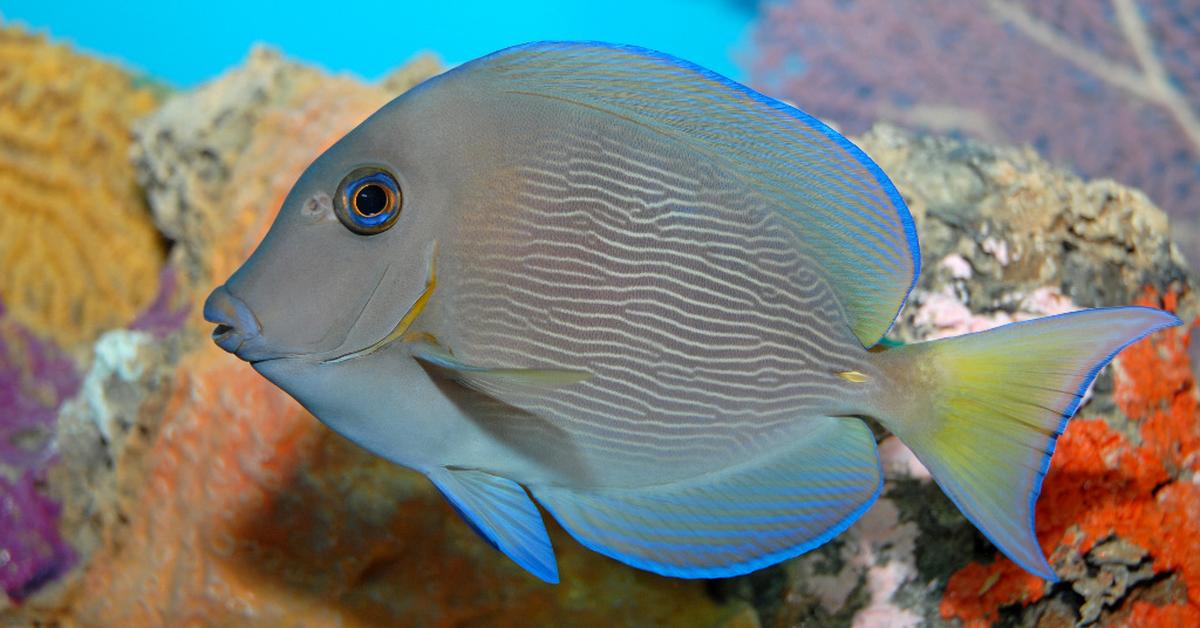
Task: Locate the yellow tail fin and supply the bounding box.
[874,306,1180,579]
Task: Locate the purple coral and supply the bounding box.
[0,300,79,601]
[0,473,74,601]
[750,0,1200,262]
[129,266,191,339]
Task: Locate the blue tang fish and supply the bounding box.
[203,42,1181,583]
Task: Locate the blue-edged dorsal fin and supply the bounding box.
[411,340,590,394]
[529,417,881,578]
[466,41,920,347]
[428,467,559,583]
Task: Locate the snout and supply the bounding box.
[203,285,263,358]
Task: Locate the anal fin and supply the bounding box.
[530,417,882,578]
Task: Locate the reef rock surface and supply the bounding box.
[2,43,1197,628]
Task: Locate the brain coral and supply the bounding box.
[0,25,164,350]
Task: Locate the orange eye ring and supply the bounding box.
[334,166,403,235]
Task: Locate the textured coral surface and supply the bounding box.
[0,25,164,351]
[0,24,167,605]
[751,0,1200,268]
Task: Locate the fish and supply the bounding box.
[203,41,1182,584]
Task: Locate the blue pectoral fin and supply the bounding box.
[428,467,559,583]
[530,417,882,578]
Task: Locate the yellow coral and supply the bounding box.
[0,26,164,350]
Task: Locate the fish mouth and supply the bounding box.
[203,285,291,364]
[212,323,235,342]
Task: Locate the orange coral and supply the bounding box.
[1127,601,1200,626]
[0,25,164,350]
[937,558,1042,627]
[57,341,738,626]
[941,288,1200,624]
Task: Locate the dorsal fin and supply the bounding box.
[465,41,920,347]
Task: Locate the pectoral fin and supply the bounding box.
[410,340,590,393]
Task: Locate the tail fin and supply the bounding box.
[874,307,1181,579]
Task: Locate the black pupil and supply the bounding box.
[354,183,389,216]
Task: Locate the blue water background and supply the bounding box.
[1,1,754,87]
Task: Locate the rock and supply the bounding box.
[856,124,1195,341]
[130,46,442,295]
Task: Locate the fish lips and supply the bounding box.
[203,285,281,364]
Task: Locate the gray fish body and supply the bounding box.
[205,42,1180,583]
[256,72,881,488]
[415,80,881,487]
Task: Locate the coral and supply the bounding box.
[0,300,80,603]
[127,266,191,339]
[941,288,1200,625]
[0,306,80,472]
[910,283,1079,341]
[750,0,1200,266]
[0,25,165,351]
[1128,601,1200,626]
[852,125,1193,322]
[0,473,74,603]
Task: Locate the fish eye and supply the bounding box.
[334,166,403,235]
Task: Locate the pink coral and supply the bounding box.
[751,0,1200,264]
